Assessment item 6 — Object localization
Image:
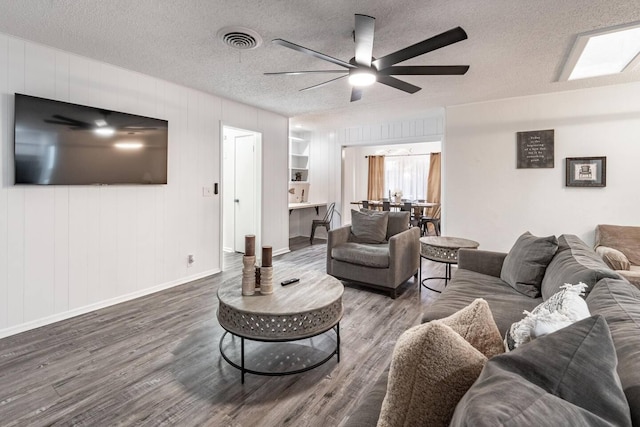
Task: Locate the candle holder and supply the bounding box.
[242,255,256,296]
[260,266,273,294]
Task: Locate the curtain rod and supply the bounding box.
[365,154,431,158]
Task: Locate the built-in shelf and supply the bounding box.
[289,134,309,182]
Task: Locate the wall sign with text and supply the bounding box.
[516,129,554,168]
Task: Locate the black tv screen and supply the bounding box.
[14,94,168,185]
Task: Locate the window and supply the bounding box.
[384,155,429,200]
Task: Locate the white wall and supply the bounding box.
[0,33,288,338]
[444,82,640,252]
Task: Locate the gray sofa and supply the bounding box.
[344,234,640,426]
[327,211,420,298]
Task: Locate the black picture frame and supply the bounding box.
[516,129,554,168]
[565,157,606,187]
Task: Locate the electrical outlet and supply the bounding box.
[187,254,195,266]
[202,186,213,197]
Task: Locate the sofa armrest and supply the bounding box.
[457,249,507,278]
[596,246,631,271]
[389,227,421,277]
[327,225,352,274]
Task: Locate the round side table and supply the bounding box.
[419,236,479,294]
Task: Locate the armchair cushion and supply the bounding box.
[349,209,389,244]
[597,246,631,271]
[386,211,410,240]
[332,243,390,268]
[596,224,640,266]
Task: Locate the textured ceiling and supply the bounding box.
[0,1,639,128]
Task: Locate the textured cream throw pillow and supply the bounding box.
[377,299,504,427]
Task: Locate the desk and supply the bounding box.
[289,202,327,215]
[419,236,479,293]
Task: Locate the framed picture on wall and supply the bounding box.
[565,157,606,187]
[516,129,554,168]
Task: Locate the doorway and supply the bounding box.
[222,125,262,270]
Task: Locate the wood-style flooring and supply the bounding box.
[0,239,446,426]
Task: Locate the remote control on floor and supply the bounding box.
[281,278,300,286]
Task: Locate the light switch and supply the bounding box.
[203,186,213,197]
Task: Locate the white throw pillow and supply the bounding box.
[504,282,590,351]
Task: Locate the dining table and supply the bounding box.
[350,200,439,212]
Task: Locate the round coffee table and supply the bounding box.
[419,236,479,294]
[217,264,344,383]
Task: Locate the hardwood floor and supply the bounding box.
[0,242,446,426]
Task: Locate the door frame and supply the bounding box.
[220,123,263,271]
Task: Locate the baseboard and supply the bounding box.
[273,247,290,257]
[0,268,220,339]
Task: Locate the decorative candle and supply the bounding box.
[245,235,255,256]
[262,246,272,267]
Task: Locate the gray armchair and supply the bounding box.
[326,211,420,298]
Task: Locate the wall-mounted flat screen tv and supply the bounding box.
[14,94,168,185]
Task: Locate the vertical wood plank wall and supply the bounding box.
[0,33,289,338]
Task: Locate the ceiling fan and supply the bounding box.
[44,112,157,135]
[265,14,469,102]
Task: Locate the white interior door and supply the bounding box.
[234,134,256,253]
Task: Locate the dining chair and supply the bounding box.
[310,202,335,244]
[362,200,369,209]
[420,205,441,236]
[382,201,390,211]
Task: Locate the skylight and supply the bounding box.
[560,23,640,81]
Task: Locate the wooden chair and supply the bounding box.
[310,202,336,244]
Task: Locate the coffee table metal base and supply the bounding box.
[219,324,340,384]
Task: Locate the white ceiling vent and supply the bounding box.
[218,26,263,50]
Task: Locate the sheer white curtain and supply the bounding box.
[384,155,429,200]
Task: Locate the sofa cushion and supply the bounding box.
[332,242,389,268]
[437,298,504,358]
[450,315,632,427]
[500,232,558,298]
[504,283,590,351]
[349,209,389,244]
[541,234,621,299]
[587,278,640,426]
[620,266,640,288]
[422,269,542,337]
[377,321,487,427]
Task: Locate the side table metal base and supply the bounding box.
[419,261,453,294]
[219,324,340,384]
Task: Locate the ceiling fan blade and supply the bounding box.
[377,75,422,94]
[264,70,348,76]
[354,14,375,67]
[372,27,468,70]
[379,65,469,75]
[350,88,363,102]
[272,39,356,70]
[299,75,347,92]
[51,114,92,127]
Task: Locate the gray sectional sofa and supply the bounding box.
[344,234,640,426]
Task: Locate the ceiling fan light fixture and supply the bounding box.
[94,127,115,137]
[348,69,376,86]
